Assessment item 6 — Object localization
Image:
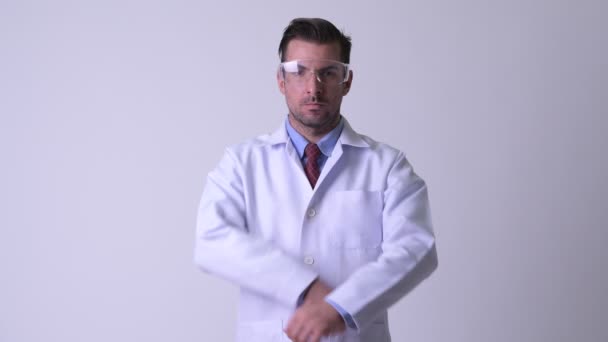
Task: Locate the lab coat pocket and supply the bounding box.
[324,190,383,249]
[236,319,288,342]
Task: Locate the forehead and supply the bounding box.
[284,39,342,62]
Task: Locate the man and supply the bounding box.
[195,18,438,342]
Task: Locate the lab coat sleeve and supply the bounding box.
[325,152,438,331]
[194,148,318,308]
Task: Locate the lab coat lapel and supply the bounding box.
[314,118,368,191]
[285,137,315,195]
[268,123,316,195]
[267,118,368,195]
[315,141,343,191]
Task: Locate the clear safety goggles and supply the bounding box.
[279,59,350,86]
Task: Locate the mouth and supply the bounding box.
[304,102,326,107]
[303,103,325,113]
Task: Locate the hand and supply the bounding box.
[284,279,346,342]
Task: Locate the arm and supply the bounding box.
[194,149,318,307]
[325,152,438,331]
[286,152,438,339]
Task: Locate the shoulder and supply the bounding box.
[341,119,404,160]
[345,127,405,163]
[360,134,401,153]
[223,131,281,161]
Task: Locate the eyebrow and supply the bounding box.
[299,64,339,72]
[282,61,300,72]
[297,64,310,72]
[283,61,342,73]
[318,65,339,71]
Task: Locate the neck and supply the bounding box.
[288,114,341,144]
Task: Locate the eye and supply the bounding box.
[282,61,303,75]
[294,65,310,77]
[319,68,339,79]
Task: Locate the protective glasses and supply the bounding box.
[279,59,350,86]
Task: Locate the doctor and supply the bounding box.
[195,18,438,342]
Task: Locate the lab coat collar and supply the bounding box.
[339,119,369,148]
[267,116,369,148]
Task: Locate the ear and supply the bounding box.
[342,70,353,96]
[277,70,286,95]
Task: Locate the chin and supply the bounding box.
[304,117,336,130]
[291,110,338,129]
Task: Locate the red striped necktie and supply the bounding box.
[304,143,321,188]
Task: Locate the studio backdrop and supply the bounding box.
[1,1,606,341]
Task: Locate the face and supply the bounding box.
[278,39,353,134]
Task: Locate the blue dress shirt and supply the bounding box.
[285,116,358,330]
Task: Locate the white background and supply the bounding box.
[1,1,607,341]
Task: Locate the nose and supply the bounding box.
[306,71,323,95]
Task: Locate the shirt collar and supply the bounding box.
[285,116,344,159]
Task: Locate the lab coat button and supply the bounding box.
[304,256,314,265]
[307,208,316,217]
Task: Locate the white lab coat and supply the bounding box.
[195,119,437,342]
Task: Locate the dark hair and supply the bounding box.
[278,18,352,63]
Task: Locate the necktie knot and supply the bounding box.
[304,143,321,188]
